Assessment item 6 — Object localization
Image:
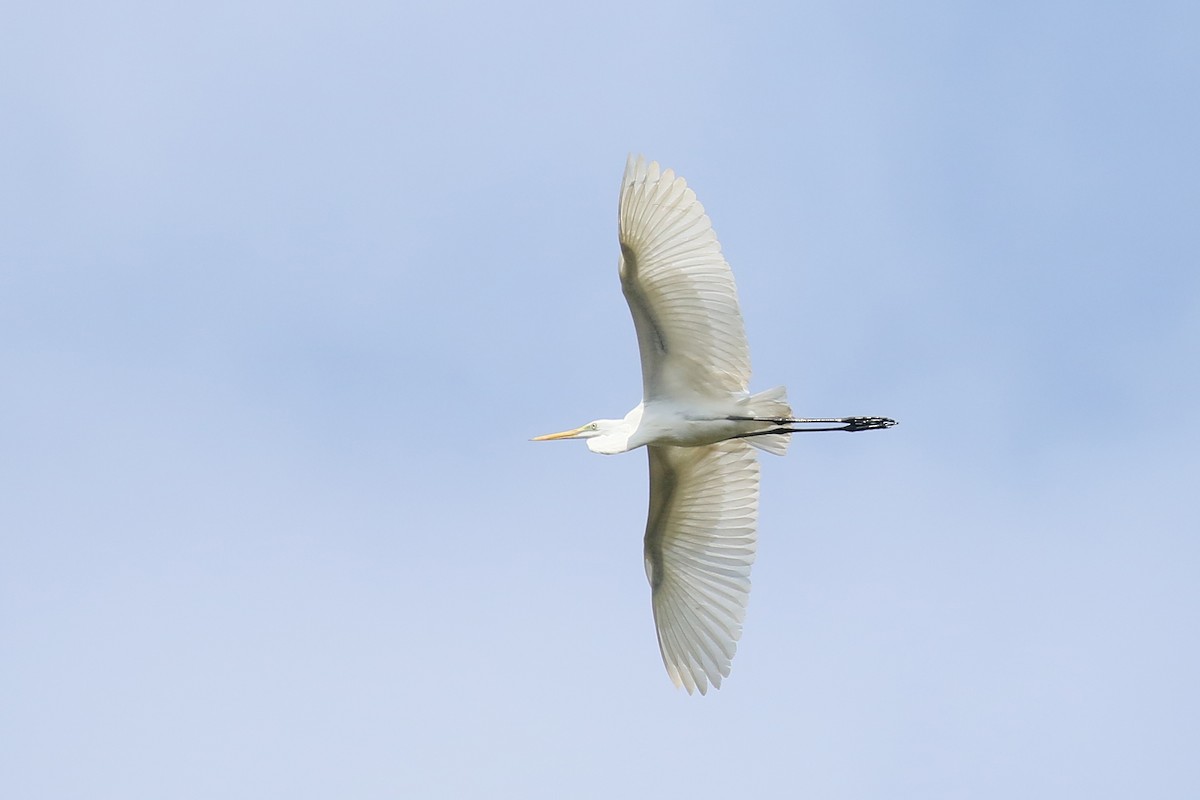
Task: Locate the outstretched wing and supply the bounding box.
[643,440,759,695]
[618,155,752,400]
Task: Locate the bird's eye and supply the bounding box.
[590,423,599,431]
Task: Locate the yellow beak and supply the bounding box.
[531,425,588,441]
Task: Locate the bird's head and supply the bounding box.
[531,419,631,454]
[531,420,605,442]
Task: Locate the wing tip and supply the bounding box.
[667,660,727,696]
[623,153,666,188]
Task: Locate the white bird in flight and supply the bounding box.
[534,156,895,694]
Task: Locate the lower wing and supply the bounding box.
[643,440,759,694]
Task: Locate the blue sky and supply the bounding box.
[4,2,1199,797]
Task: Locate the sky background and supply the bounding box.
[3,2,1199,797]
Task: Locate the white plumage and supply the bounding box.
[645,440,758,695]
[534,156,895,694]
[618,156,751,399]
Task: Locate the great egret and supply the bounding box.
[534,156,895,694]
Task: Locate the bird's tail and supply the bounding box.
[742,386,792,456]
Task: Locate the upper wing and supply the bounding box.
[618,155,752,400]
[643,440,759,695]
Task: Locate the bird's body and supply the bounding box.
[535,156,894,694]
[580,390,796,455]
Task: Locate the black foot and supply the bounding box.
[727,414,898,432]
[842,416,897,432]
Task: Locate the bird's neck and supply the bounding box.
[586,407,643,454]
